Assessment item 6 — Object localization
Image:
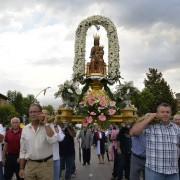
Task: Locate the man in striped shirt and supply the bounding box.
[130,103,179,180]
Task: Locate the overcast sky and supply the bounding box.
[0,0,180,108]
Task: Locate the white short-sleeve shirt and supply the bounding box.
[0,124,5,161]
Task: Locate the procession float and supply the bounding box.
[55,15,137,127]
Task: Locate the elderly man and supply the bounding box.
[77,125,93,166]
[19,104,57,180]
[3,117,22,180]
[130,103,179,180]
[174,114,180,127]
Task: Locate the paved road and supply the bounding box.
[74,141,114,180]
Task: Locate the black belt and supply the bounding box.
[29,155,53,163]
[132,153,146,160]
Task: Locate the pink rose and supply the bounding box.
[90,112,96,116]
[98,114,106,122]
[98,106,105,110]
[86,116,93,124]
[82,119,88,127]
[87,96,96,106]
[108,109,116,116]
[110,101,116,107]
[79,101,84,105]
[99,96,107,107]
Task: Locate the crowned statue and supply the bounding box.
[86,35,107,76]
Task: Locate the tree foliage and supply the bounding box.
[144,68,177,114]
[7,90,38,116]
[0,104,18,126]
[114,81,140,111]
[42,105,54,115]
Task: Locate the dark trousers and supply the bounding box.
[130,154,145,180]
[60,155,74,180]
[0,162,4,180]
[4,154,23,180]
[71,151,76,174]
[112,152,131,180]
[82,148,90,165]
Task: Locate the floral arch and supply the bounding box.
[73,15,120,83]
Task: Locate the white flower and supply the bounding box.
[75,88,82,95]
[67,89,73,93]
[73,15,120,82]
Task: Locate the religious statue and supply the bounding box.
[87,35,107,76]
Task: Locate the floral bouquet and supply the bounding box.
[54,80,81,108]
[77,94,117,127]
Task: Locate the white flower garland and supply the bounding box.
[73,15,120,83]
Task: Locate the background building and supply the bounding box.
[0,93,8,105]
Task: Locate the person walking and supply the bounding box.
[130,103,180,180]
[42,109,65,180]
[173,114,180,178]
[77,125,92,166]
[59,123,76,180]
[129,133,146,180]
[93,126,107,164]
[0,123,5,180]
[3,117,23,180]
[19,103,57,180]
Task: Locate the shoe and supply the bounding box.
[71,173,76,178]
[83,163,86,166]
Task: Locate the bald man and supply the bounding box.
[3,117,23,180]
[174,114,180,127]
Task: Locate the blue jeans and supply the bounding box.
[0,162,4,180]
[145,167,179,180]
[53,160,61,180]
[60,156,74,180]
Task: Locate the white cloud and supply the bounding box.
[0,0,180,108]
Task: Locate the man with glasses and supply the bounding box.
[19,104,57,180]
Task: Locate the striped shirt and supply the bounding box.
[145,122,180,174]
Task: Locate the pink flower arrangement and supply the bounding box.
[79,95,117,126]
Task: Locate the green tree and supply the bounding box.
[7,90,38,116]
[7,90,24,116]
[0,104,18,126]
[42,105,54,115]
[22,94,38,115]
[144,68,177,114]
[114,81,141,111]
[137,88,155,115]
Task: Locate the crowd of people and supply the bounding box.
[0,102,179,180]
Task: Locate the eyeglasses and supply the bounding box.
[29,111,41,114]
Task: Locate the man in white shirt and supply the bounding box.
[0,123,5,180]
[19,104,57,180]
